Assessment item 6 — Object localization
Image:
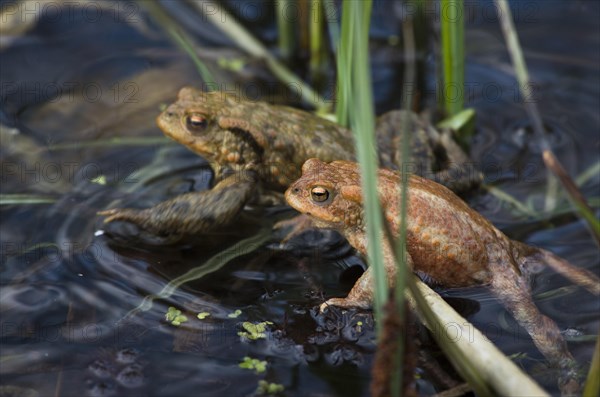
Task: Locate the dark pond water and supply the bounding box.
[1,1,598,396]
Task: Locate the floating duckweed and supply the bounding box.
[217,57,246,72]
[355,321,363,332]
[239,356,267,374]
[197,312,211,320]
[90,175,107,185]
[165,307,179,321]
[227,309,242,318]
[256,380,284,395]
[165,307,188,326]
[238,321,273,341]
[171,316,187,326]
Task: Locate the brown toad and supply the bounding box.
[99,88,480,240]
[285,158,599,393]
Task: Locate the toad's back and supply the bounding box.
[239,100,358,187]
[386,173,502,286]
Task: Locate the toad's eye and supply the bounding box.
[310,186,330,203]
[185,113,208,132]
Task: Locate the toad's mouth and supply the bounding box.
[161,132,212,157]
[284,186,308,214]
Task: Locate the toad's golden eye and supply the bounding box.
[185,113,208,132]
[311,186,330,203]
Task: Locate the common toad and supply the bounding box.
[99,88,480,239]
[286,158,599,393]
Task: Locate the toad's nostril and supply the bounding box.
[293,188,300,193]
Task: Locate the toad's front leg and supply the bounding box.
[98,173,257,241]
[320,237,406,311]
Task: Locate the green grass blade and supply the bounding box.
[190,0,328,111]
[275,0,295,60]
[138,1,215,83]
[484,186,538,217]
[169,28,217,85]
[440,0,465,117]
[395,17,418,307]
[583,334,600,397]
[342,0,387,328]
[46,137,170,151]
[322,0,340,53]
[0,194,57,205]
[386,16,420,397]
[335,2,353,126]
[122,227,272,320]
[576,161,600,187]
[310,0,326,84]
[436,107,475,130]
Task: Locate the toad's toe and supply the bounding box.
[320,297,371,312]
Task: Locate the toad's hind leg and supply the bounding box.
[98,174,257,241]
[428,127,482,193]
[375,110,481,193]
[490,269,580,395]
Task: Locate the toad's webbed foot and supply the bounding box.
[99,175,257,240]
